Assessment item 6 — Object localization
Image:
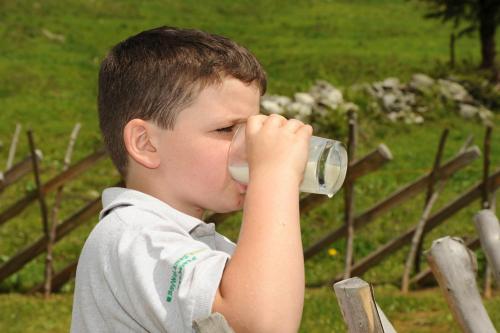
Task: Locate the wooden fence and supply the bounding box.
[0,118,497,304]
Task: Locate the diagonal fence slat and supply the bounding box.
[0,151,42,194]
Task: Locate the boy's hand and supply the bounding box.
[245,114,313,187]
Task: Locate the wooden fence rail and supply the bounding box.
[210,143,393,225]
[327,169,500,284]
[0,148,106,226]
[304,146,480,260]
[0,192,102,283]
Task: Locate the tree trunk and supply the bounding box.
[479,2,497,71]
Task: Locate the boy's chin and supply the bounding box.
[211,194,245,214]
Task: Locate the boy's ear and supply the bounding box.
[123,119,161,169]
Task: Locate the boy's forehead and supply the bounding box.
[187,79,260,125]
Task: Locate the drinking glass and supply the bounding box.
[227,123,348,197]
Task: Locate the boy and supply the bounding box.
[71,26,312,333]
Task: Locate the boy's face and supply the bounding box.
[155,77,260,218]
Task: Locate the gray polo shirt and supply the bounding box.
[71,187,236,333]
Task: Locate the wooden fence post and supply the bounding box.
[193,313,235,333]
[344,110,357,279]
[402,129,450,292]
[410,237,480,287]
[414,128,449,273]
[427,236,496,333]
[6,123,21,170]
[481,126,493,297]
[27,130,50,299]
[44,123,81,297]
[474,210,500,284]
[333,277,396,333]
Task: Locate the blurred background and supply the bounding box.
[0,0,499,332]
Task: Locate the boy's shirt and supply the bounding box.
[70,187,235,333]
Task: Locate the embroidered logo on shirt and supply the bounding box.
[166,249,207,302]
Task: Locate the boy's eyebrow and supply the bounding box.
[213,116,248,124]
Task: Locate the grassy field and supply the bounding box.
[0,0,499,332]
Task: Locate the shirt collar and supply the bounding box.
[100,187,204,234]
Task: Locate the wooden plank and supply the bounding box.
[0,148,106,227]
[328,169,500,283]
[427,236,496,333]
[304,147,481,260]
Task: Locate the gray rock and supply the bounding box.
[459,104,479,119]
[287,102,312,118]
[261,99,284,114]
[438,79,472,103]
[382,77,401,89]
[294,92,315,106]
[410,73,435,92]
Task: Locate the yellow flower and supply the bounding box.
[328,248,338,256]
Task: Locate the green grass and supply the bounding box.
[1,0,499,332]
[1,287,499,332]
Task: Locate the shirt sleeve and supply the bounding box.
[110,216,231,333]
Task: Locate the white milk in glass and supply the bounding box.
[228,136,347,197]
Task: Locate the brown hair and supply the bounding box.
[98,26,267,177]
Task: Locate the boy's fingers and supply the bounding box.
[246,114,267,135]
[297,124,313,138]
[263,114,287,129]
[283,119,305,133]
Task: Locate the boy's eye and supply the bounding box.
[216,125,235,133]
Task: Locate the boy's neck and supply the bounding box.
[125,176,205,220]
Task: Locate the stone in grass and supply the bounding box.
[381,77,400,90]
[459,104,479,119]
[477,107,493,121]
[309,80,344,110]
[260,94,292,114]
[438,79,473,103]
[382,93,398,111]
[261,99,284,115]
[287,102,312,120]
[294,92,315,106]
[409,73,435,93]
